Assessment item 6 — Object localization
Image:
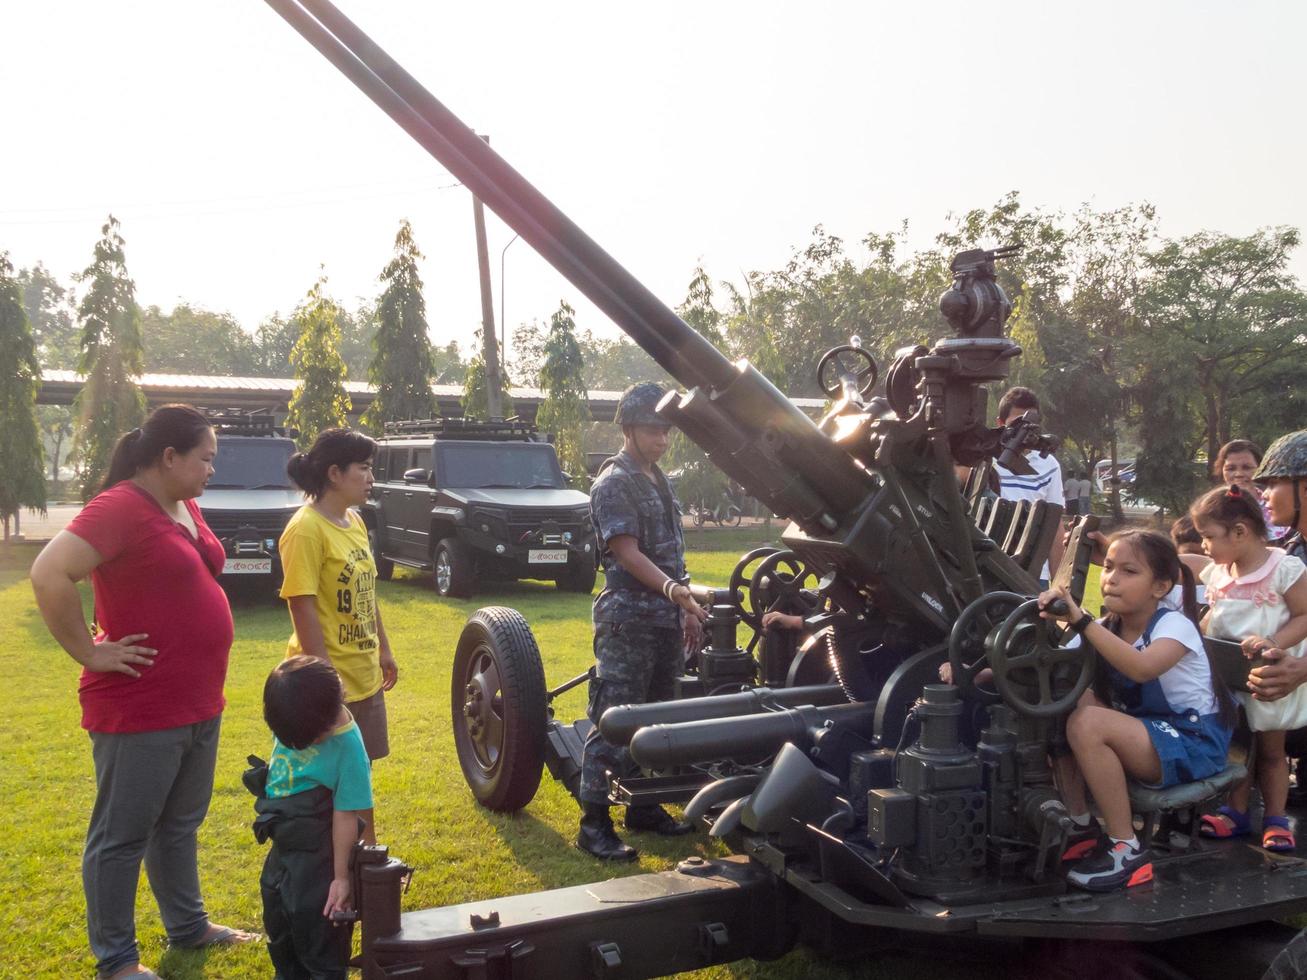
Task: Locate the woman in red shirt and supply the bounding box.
[30,405,256,980]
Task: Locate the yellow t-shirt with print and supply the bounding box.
[279,506,382,701]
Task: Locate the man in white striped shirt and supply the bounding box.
[992,387,1065,584]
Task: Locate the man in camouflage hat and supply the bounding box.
[1246,430,1307,705]
[576,381,709,860]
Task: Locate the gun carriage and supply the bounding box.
[263,2,1307,976]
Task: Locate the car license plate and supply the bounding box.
[223,558,273,574]
[528,549,567,564]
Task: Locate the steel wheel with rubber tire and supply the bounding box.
[433,537,474,597]
[367,525,394,581]
[555,557,597,593]
[452,606,548,812]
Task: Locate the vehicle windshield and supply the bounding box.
[209,439,297,490]
[437,443,565,490]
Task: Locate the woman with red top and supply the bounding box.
[30,405,256,980]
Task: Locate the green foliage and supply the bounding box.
[1138,227,1307,472]
[141,303,259,375]
[285,276,351,448]
[461,335,514,419]
[365,220,437,430]
[667,266,728,503]
[72,216,146,501]
[535,301,590,487]
[432,339,465,383]
[17,261,78,370]
[0,255,46,532]
[253,313,298,376]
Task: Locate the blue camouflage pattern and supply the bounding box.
[579,622,682,804]
[590,449,686,629]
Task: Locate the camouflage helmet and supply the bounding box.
[1254,430,1307,485]
[614,381,668,427]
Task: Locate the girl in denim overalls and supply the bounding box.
[1041,530,1235,892]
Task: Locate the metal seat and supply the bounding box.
[1127,762,1248,852]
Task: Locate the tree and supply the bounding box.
[141,303,259,375]
[1139,227,1307,474]
[364,220,436,430]
[535,301,590,487]
[432,340,465,383]
[254,313,298,376]
[18,262,79,370]
[460,329,514,419]
[0,255,46,538]
[286,276,351,448]
[72,216,146,500]
[666,266,728,505]
[1042,203,1158,517]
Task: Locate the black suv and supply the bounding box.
[198,411,303,593]
[365,418,598,597]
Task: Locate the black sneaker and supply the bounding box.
[1062,817,1105,862]
[1067,840,1153,892]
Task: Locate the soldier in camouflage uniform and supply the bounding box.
[577,382,709,860]
[1248,430,1307,706]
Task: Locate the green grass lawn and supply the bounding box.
[0,530,1099,980]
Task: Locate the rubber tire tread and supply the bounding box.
[435,536,475,598]
[1263,929,1307,980]
[451,606,548,812]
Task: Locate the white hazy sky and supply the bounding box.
[3,0,1305,363]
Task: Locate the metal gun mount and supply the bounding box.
[261,3,1307,977]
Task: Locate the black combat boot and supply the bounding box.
[577,804,638,861]
[625,804,694,836]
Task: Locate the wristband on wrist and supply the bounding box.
[1070,611,1095,635]
[662,578,678,601]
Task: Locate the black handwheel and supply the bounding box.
[747,550,820,657]
[451,606,548,812]
[816,344,878,400]
[988,599,1093,718]
[947,591,1024,704]
[727,547,780,630]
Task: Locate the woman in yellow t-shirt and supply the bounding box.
[280,429,398,835]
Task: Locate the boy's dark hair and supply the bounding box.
[1190,484,1268,541]
[997,386,1040,423]
[286,428,377,499]
[264,655,344,749]
[1104,529,1236,727]
[1170,514,1202,550]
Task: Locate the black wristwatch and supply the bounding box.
[1070,611,1095,635]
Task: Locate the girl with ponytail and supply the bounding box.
[1037,529,1234,893]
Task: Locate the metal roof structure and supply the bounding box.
[37,369,824,423]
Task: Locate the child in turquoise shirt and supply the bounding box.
[249,655,373,980]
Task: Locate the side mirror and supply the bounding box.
[403,468,430,483]
[562,471,575,486]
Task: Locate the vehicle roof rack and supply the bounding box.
[382,417,545,442]
[200,408,295,438]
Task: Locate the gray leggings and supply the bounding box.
[85,715,221,976]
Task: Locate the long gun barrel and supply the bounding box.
[261,0,872,533]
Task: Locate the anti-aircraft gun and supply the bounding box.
[262,2,1307,977]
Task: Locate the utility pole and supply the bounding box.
[472,133,504,419]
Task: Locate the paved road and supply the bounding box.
[7,503,80,542]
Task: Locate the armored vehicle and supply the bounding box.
[365,418,597,597]
[263,2,1307,977]
[197,410,302,593]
